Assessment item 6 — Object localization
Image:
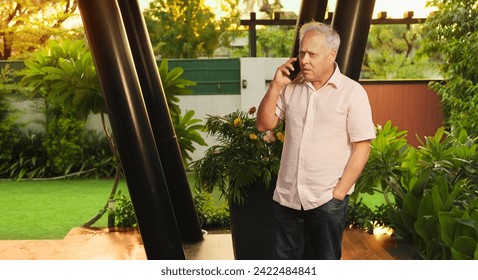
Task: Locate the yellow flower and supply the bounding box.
[276,132,285,142]
[249,133,258,140]
[233,117,242,127]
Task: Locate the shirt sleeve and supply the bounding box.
[275,87,286,120]
[347,87,376,142]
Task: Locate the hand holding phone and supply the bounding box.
[288,58,300,81]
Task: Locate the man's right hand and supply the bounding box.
[273,57,300,86]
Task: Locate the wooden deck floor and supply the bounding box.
[0,227,415,260]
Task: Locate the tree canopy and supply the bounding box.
[362,24,437,79]
[0,0,80,60]
[421,0,478,136]
[143,0,240,58]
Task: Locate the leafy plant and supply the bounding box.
[43,114,86,175]
[421,0,478,137]
[193,189,230,230]
[0,64,28,177]
[157,58,197,119]
[347,197,391,233]
[113,190,138,228]
[357,121,478,259]
[7,130,48,179]
[172,110,207,169]
[192,107,285,205]
[354,120,409,204]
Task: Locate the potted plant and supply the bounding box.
[192,107,284,259]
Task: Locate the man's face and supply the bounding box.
[298,31,336,83]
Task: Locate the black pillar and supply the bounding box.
[331,0,375,81]
[291,0,329,57]
[78,0,185,259]
[117,0,203,244]
[248,12,257,57]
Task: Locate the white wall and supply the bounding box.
[240,58,284,112]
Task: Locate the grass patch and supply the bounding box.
[0,174,228,240]
[0,179,130,240]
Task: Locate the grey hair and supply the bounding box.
[299,21,341,51]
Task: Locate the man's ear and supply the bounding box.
[329,49,337,63]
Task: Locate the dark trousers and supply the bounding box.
[272,196,349,260]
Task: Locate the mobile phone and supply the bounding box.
[289,59,300,81]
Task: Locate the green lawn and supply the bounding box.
[0,177,384,241]
[0,179,130,240]
[0,174,227,240]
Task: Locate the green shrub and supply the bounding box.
[82,130,117,178]
[114,190,137,228]
[9,130,48,179]
[0,112,21,176]
[347,198,390,233]
[356,121,478,259]
[421,0,478,137]
[0,66,22,176]
[193,189,230,230]
[43,115,86,175]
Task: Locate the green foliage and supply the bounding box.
[81,131,117,178]
[355,120,410,203]
[43,115,86,175]
[6,130,48,179]
[3,128,116,180]
[256,26,296,58]
[0,108,21,176]
[192,108,284,205]
[348,198,390,233]
[17,40,205,175]
[158,58,196,118]
[362,24,436,79]
[114,190,138,228]
[18,40,103,177]
[193,189,230,230]
[421,0,478,136]
[172,110,207,169]
[0,66,21,175]
[357,120,478,259]
[144,0,240,58]
[0,0,81,60]
[19,39,104,121]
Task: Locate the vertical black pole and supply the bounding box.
[291,0,329,57]
[331,0,375,81]
[78,0,185,259]
[117,0,203,244]
[249,12,257,57]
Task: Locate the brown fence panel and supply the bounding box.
[363,80,444,147]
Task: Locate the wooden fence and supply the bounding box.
[363,80,443,147]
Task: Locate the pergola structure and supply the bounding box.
[241,10,426,59]
[76,0,377,259]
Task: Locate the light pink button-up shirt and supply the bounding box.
[273,65,375,210]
